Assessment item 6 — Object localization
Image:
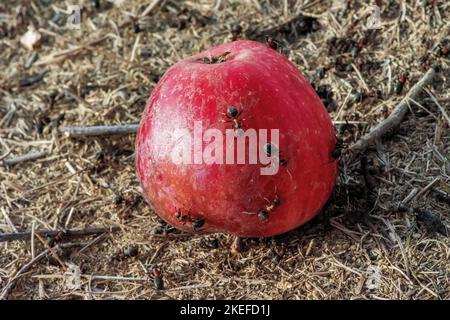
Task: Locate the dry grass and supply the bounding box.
[0,0,449,300]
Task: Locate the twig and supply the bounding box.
[1,151,48,167]
[61,124,138,137]
[349,67,437,156]
[1,207,18,232]
[31,222,36,259]
[333,120,368,125]
[32,274,149,282]
[148,243,167,265]
[75,233,108,256]
[0,149,11,161]
[400,188,419,205]
[329,219,361,242]
[141,0,162,17]
[0,226,120,243]
[416,177,440,199]
[88,275,149,282]
[166,282,212,291]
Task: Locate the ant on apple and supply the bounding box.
[222,106,242,129]
[265,36,283,52]
[175,209,205,231]
[258,195,281,221]
[241,194,282,220]
[263,143,288,166]
[192,218,205,231]
[221,106,250,136]
[175,208,189,223]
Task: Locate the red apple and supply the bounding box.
[136,40,338,237]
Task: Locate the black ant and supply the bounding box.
[265,36,283,52]
[175,209,205,231]
[175,208,190,224]
[395,72,409,94]
[192,218,205,231]
[151,267,164,290]
[258,195,281,221]
[263,143,288,166]
[221,106,246,133]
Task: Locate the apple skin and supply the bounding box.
[136,40,338,237]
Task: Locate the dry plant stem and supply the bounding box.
[61,124,139,137]
[141,0,162,16]
[425,88,450,127]
[2,151,48,167]
[0,226,120,243]
[32,274,149,282]
[349,68,437,156]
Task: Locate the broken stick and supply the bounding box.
[61,124,138,137]
[1,151,48,167]
[0,226,120,243]
[349,67,437,156]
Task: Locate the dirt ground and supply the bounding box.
[0,0,449,300]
